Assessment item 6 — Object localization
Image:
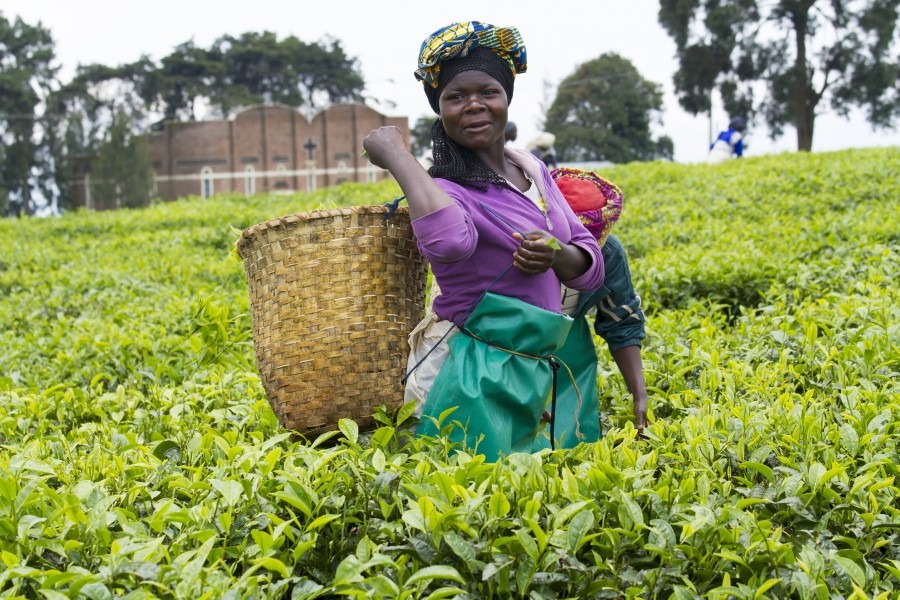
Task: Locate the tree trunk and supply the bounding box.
[797,105,814,151]
[792,1,816,151]
[22,186,34,216]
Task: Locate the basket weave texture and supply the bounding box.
[237,205,427,435]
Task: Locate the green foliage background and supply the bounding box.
[0,148,898,598]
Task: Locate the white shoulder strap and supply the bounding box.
[504,147,548,198]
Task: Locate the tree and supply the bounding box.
[90,109,155,210]
[658,0,900,151]
[44,62,152,210]
[544,53,674,164]
[134,43,222,120]
[291,36,366,109]
[0,13,58,216]
[208,32,365,115]
[410,115,436,157]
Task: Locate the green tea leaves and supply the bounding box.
[0,149,897,597]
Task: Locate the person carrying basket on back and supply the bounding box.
[363,21,605,461]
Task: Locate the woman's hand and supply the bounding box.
[514,231,592,280]
[361,126,453,221]
[362,126,410,170]
[512,231,556,275]
[634,393,647,438]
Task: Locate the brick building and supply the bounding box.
[69,103,409,208]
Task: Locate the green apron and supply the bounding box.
[416,292,576,461]
[531,316,601,450]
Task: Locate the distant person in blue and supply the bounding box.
[708,116,747,164]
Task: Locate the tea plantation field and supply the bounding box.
[0,147,897,598]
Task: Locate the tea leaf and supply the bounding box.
[339,418,359,444]
[406,565,465,586]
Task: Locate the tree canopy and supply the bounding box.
[544,53,674,164]
[409,116,436,158]
[90,109,155,210]
[71,32,366,125]
[0,13,57,216]
[658,0,900,151]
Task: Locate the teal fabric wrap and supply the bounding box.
[416,292,573,461]
[532,316,601,450]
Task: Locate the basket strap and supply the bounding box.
[383,196,406,220]
[402,322,457,385]
[477,200,527,238]
[403,263,513,383]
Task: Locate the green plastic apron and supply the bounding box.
[531,316,601,450]
[416,291,576,462]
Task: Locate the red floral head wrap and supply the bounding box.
[551,167,623,247]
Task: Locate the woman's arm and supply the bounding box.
[362,126,454,220]
[611,345,648,433]
[590,235,649,434]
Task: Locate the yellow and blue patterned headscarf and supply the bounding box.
[415,21,527,113]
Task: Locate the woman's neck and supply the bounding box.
[475,142,515,179]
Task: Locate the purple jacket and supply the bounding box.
[412,150,605,326]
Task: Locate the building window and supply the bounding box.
[245,166,256,196]
[201,167,213,199]
[274,164,288,192]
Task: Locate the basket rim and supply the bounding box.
[239,204,409,243]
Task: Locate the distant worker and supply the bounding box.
[708,116,747,164]
[504,121,518,144]
[527,131,558,169]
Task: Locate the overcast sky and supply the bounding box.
[5,0,899,163]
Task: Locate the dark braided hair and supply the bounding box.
[427,118,511,192]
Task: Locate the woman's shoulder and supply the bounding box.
[428,177,471,202]
[432,177,501,202]
[431,177,467,194]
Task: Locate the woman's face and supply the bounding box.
[438,70,509,152]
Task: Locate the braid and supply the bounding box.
[427,119,510,192]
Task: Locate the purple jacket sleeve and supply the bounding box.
[410,188,477,264]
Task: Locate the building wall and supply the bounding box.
[69,103,409,209]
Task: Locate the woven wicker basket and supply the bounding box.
[237,205,428,435]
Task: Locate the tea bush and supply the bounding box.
[0,150,897,598]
